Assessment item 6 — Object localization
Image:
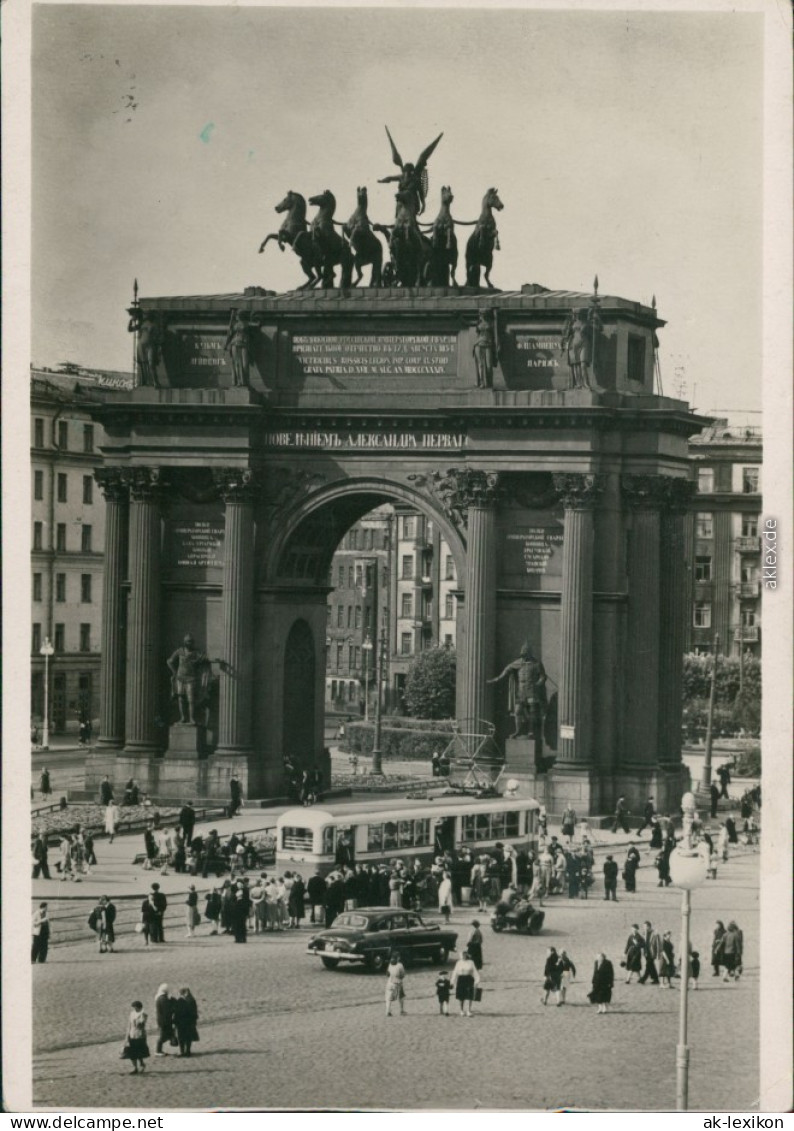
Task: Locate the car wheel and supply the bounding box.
[366,951,388,973]
[491,917,506,933]
[435,946,450,964]
[320,956,341,969]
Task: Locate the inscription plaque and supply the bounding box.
[291,333,457,377]
[262,429,466,450]
[172,520,225,568]
[504,526,564,576]
[179,332,229,379]
[512,333,564,375]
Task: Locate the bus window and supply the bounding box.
[282,826,314,851]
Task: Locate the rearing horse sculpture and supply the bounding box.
[466,187,504,288]
[343,186,385,287]
[258,190,322,289]
[308,190,354,288]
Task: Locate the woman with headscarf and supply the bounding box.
[589,952,615,1014]
[385,951,407,1017]
[123,1000,150,1074]
[173,987,199,1057]
[451,948,481,1017]
[154,985,175,1056]
[721,920,743,981]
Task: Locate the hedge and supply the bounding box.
[346,718,455,761]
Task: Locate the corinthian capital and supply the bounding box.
[121,467,167,502]
[552,473,605,510]
[620,474,671,511]
[213,467,259,503]
[432,468,502,528]
[94,467,128,504]
[659,476,697,514]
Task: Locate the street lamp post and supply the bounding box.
[362,636,373,722]
[669,791,708,1111]
[40,637,55,751]
[371,628,385,775]
[699,633,720,790]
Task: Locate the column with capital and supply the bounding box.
[122,468,165,755]
[658,478,696,765]
[553,474,604,766]
[620,475,667,766]
[94,469,128,749]
[214,469,256,758]
[436,470,501,733]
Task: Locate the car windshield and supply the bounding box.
[331,913,369,929]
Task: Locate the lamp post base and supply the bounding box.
[676,1043,690,1111]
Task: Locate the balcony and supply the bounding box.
[739,581,761,599]
[733,626,760,643]
[736,536,761,553]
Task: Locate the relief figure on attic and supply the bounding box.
[128,309,163,387]
[560,305,605,392]
[224,309,255,386]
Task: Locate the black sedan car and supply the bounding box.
[307,908,458,972]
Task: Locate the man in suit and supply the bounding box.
[590,952,615,1014]
[638,919,662,985]
[179,800,196,845]
[603,855,619,901]
[636,797,656,835]
[612,796,630,834]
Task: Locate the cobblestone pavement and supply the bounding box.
[31,848,759,1111]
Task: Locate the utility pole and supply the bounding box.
[700,633,720,790]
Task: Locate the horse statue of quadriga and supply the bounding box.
[466,187,504,289]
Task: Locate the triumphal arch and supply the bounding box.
[86,272,702,816]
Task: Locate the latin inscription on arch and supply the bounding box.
[291,334,457,377]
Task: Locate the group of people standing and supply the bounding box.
[121,985,199,1073]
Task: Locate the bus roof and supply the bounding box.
[276,794,540,831]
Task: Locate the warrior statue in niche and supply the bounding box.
[488,642,548,739]
[167,634,217,726]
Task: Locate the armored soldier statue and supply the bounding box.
[167,634,212,725]
[473,309,497,388]
[488,642,548,739]
[128,309,162,387]
[224,310,253,387]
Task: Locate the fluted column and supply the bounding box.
[214,469,256,757]
[95,469,128,749]
[122,468,165,754]
[658,479,696,765]
[621,476,666,766]
[553,474,604,765]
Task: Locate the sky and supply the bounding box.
[30,4,766,412]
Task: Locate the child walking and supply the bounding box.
[435,970,451,1016]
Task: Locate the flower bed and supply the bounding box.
[32,803,181,840]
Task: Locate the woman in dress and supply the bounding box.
[288,873,306,929]
[451,948,481,1017]
[558,950,577,1002]
[623,845,640,893]
[185,885,200,937]
[437,871,453,925]
[173,987,199,1057]
[204,887,222,935]
[385,951,407,1017]
[123,1001,150,1074]
[589,952,615,1014]
[154,984,174,1056]
[541,946,563,1006]
[104,801,120,844]
[560,806,577,845]
[659,931,675,988]
[466,920,484,971]
[711,920,726,976]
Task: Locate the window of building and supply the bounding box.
[34,470,44,501]
[337,604,344,628]
[58,421,68,450]
[83,476,93,505]
[354,606,362,629]
[54,624,65,652]
[348,566,354,588]
[366,529,373,550]
[83,424,94,453]
[445,555,455,581]
[57,473,67,503]
[694,556,712,582]
[80,623,91,652]
[33,573,43,602]
[354,647,361,668]
[403,515,415,539]
[741,515,758,537]
[336,643,343,668]
[34,418,44,448]
[626,334,646,382]
[401,632,412,655]
[78,673,93,716]
[695,513,713,539]
[81,525,93,552]
[444,593,455,619]
[401,593,413,618]
[741,467,760,494]
[348,645,355,668]
[338,565,345,587]
[56,524,67,551]
[56,573,66,602]
[740,563,757,583]
[355,564,363,588]
[81,574,92,602]
[33,522,43,551]
[741,608,756,628]
[363,606,371,630]
[401,555,413,579]
[32,623,42,652]
[444,634,453,648]
[697,468,714,494]
[693,602,712,628]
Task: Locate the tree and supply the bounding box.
[403,647,457,720]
